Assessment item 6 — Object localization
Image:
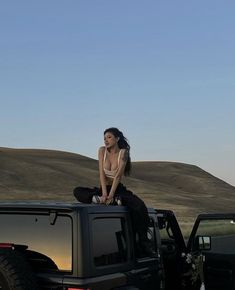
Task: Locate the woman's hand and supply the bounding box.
[100,195,107,203]
[105,194,114,205]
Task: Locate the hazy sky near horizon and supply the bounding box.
[1,1,235,186]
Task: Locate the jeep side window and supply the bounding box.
[0,213,72,271]
[135,216,157,257]
[147,217,157,248]
[159,220,174,240]
[92,218,128,266]
[193,219,235,254]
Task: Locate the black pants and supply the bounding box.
[73,183,150,242]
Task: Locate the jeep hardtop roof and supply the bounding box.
[0,201,156,214]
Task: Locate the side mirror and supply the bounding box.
[195,235,211,251]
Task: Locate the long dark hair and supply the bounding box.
[104,127,131,176]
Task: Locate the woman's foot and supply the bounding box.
[92,195,102,204]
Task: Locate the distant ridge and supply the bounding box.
[1,147,235,225]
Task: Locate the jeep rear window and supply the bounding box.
[0,213,72,272]
[92,218,127,266]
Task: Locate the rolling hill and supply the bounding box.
[1,147,235,231]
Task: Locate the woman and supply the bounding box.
[98,127,131,205]
[74,127,156,257]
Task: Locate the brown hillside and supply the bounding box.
[1,147,235,228]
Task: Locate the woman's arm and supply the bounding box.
[106,149,127,204]
[98,146,108,202]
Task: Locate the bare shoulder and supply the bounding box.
[120,148,128,161]
[98,146,105,156]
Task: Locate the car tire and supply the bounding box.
[0,249,39,290]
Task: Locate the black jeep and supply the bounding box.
[0,201,235,290]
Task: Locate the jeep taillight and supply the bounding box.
[0,243,14,248]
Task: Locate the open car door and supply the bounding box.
[156,210,187,290]
[187,213,235,290]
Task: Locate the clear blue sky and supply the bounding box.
[1,0,235,186]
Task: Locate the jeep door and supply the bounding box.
[156,210,186,290]
[88,211,162,290]
[188,213,235,290]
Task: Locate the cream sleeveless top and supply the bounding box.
[103,149,122,179]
